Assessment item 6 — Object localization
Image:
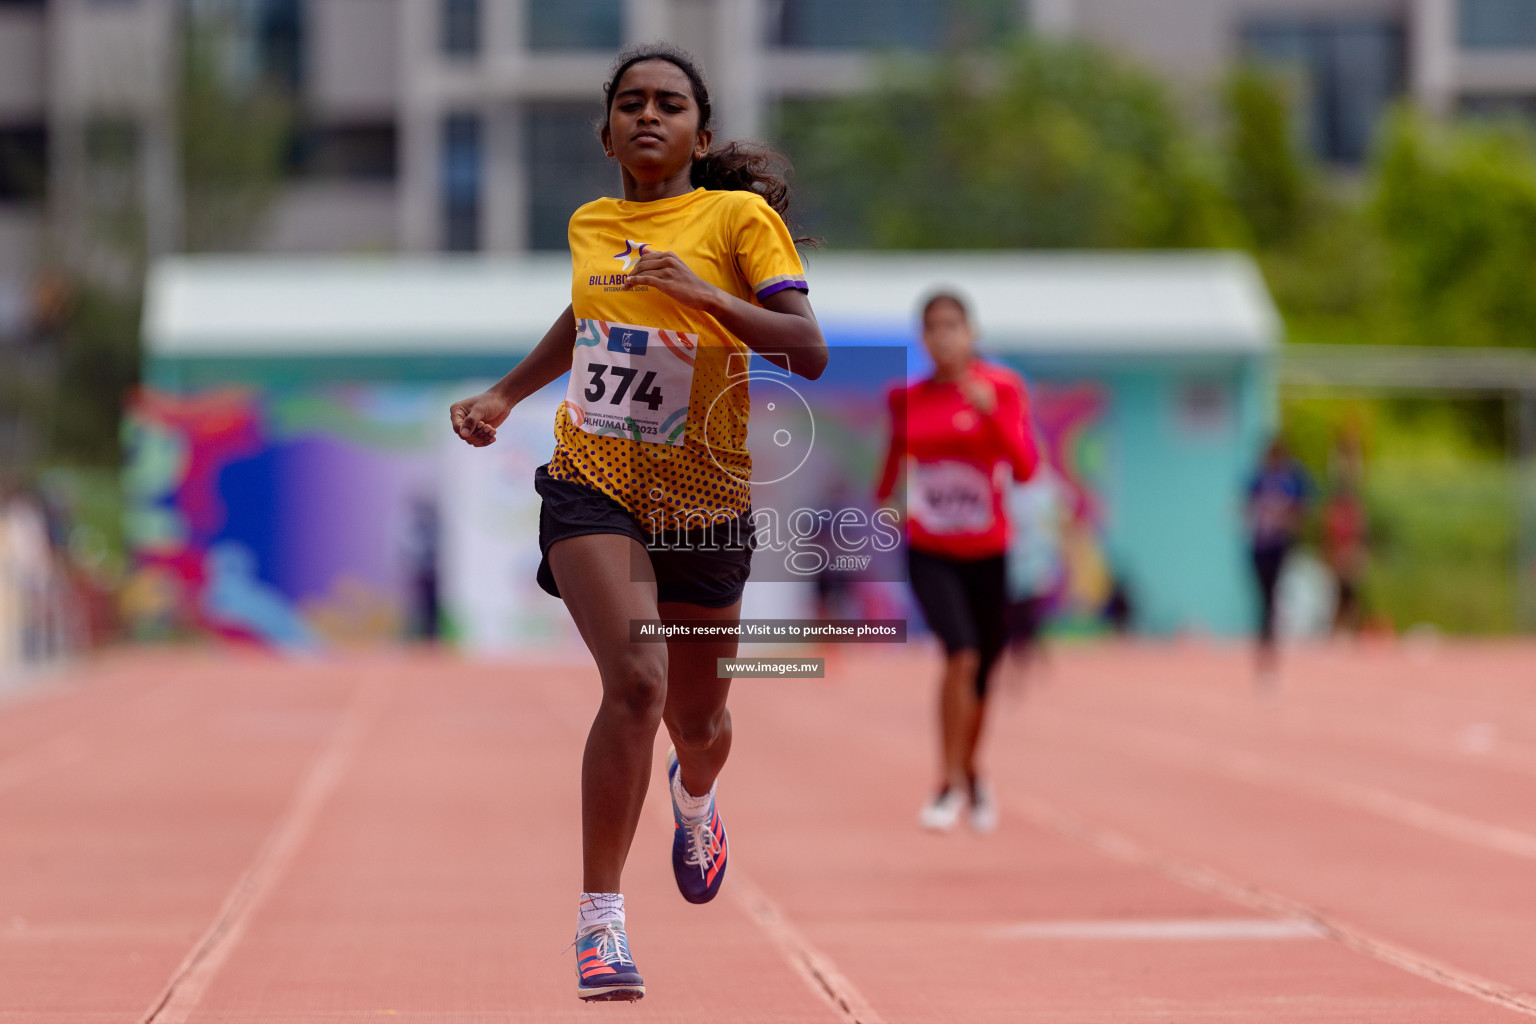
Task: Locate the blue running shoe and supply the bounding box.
[574,921,645,1001]
[667,746,728,904]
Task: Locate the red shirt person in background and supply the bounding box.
[877,292,1038,834]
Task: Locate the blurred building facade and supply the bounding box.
[3,0,1534,287]
[1038,0,1536,163]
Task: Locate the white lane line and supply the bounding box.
[0,677,196,795]
[990,918,1324,941]
[2,921,198,942]
[643,777,888,1024]
[1221,749,1536,860]
[0,732,92,792]
[1010,792,1536,1017]
[1080,674,1536,782]
[1042,707,1536,863]
[138,680,383,1024]
[731,873,889,1024]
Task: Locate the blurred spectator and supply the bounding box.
[1245,438,1313,679]
[1004,462,1066,664]
[1103,576,1135,635]
[29,270,72,347]
[0,473,95,676]
[1,479,58,670]
[404,495,441,643]
[0,481,16,672]
[1323,426,1370,635]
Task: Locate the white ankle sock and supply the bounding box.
[577,892,624,933]
[671,766,714,822]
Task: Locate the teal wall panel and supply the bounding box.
[1005,353,1274,637]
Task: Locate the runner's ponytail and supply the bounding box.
[689,141,791,222]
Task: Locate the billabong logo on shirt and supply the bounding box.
[613,239,651,273]
[608,326,648,355]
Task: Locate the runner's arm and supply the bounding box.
[979,374,1039,482]
[449,305,576,447]
[718,287,828,381]
[622,252,827,380]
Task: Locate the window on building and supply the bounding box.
[1461,0,1536,48]
[1242,18,1405,164]
[0,125,47,204]
[526,105,616,250]
[1461,94,1536,121]
[442,0,480,57]
[291,122,397,181]
[772,0,1016,49]
[442,112,482,252]
[256,0,304,90]
[528,0,622,50]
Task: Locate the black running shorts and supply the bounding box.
[907,546,1008,698]
[534,464,753,609]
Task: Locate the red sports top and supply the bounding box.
[876,360,1038,560]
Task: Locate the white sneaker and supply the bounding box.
[919,787,965,831]
[968,780,998,834]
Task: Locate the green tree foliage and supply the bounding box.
[1242,99,1536,359]
[1215,65,1404,350]
[50,287,143,466]
[1222,66,1309,248]
[179,13,293,252]
[1281,394,1520,632]
[1373,112,1536,351]
[776,38,1243,249]
[775,44,1536,632]
[34,10,292,469]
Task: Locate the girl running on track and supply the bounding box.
[448,44,825,1002]
[877,292,1037,834]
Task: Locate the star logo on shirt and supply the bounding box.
[613,240,651,273]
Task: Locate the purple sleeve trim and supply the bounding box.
[755,279,809,301]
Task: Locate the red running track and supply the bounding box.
[1,640,1534,1022]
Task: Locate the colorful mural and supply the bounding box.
[121,364,1112,650]
[123,386,443,648]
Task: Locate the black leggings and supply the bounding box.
[907,548,1008,699]
[1252,546,1288,649]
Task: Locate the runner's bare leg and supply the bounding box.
[548,532,666,893]
[660,599,739,798]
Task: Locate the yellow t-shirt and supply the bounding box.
[547,187,808,532]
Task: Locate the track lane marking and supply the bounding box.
[1008,792,1536,1016]
[824,653,1536,1014]
[0,675,200,795]
[0,733,93,792]
[635,762,889,1024]
[989,917,1324,940]
[138,679,383,1024]
[1050,654,1536,783]
[730,874,889,1024]
[1037,706,1536,862]
[546,678,890,1024]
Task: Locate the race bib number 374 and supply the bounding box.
[565,319,697,446]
